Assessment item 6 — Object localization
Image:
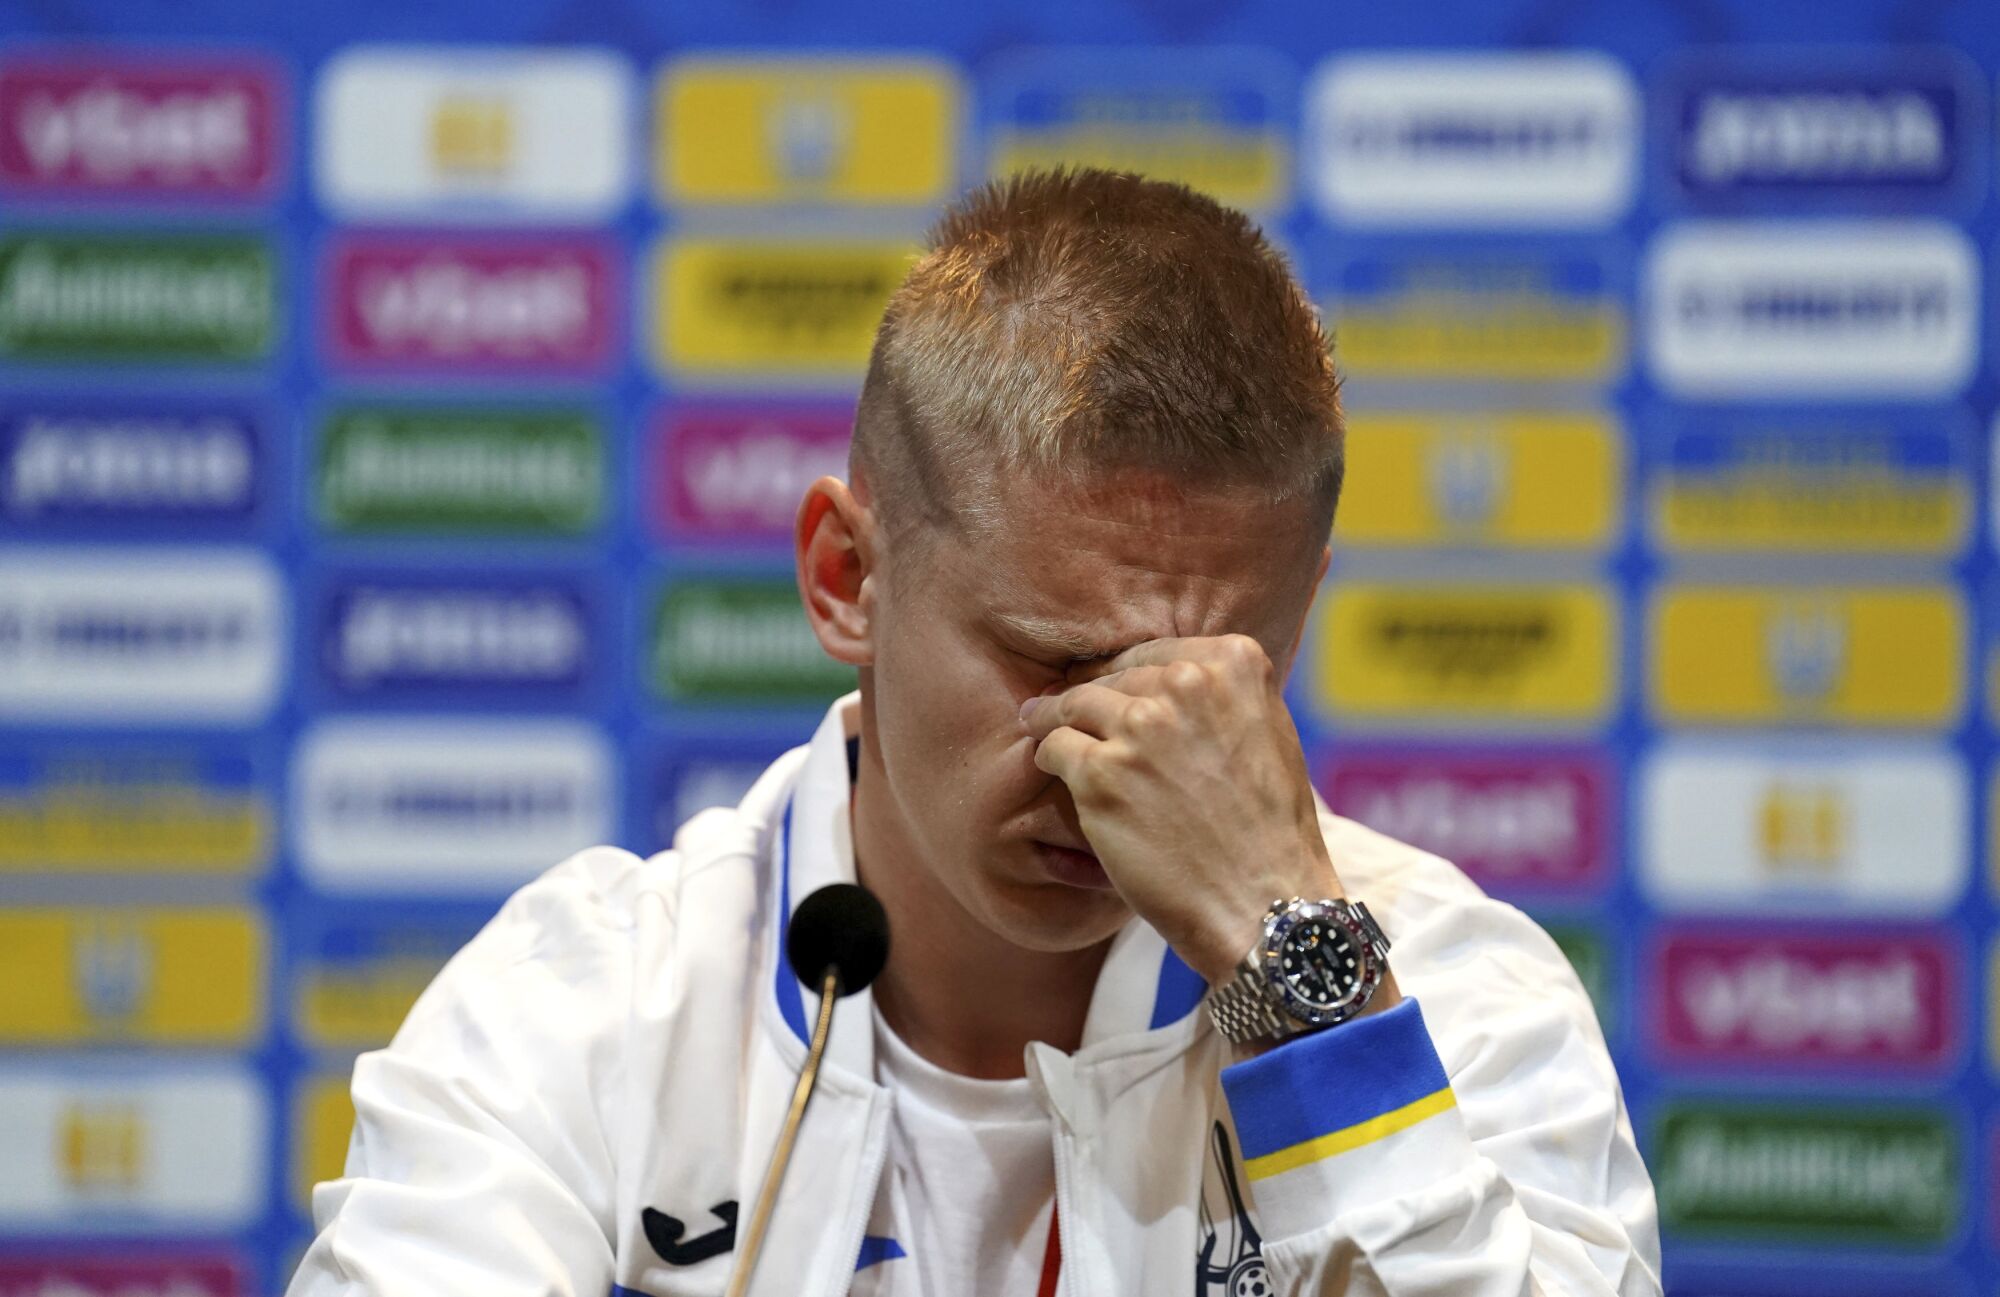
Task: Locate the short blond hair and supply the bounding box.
[852,167,1343,538]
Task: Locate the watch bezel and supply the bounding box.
[1258,899,1383,1029]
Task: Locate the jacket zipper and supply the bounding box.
[1048,1124,1079,1297]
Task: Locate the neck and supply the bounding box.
[851,741,1111,1081]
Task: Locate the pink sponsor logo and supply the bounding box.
[0,1257,241,1297]
[1319,750,1607,890]
[649,405,852,542]
[326,235,616,374]
[1655,927,1955,1069]
[0,55,281,199]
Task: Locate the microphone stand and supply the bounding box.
[725,966,840,1297]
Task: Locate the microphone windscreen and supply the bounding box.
[786,882,891,997]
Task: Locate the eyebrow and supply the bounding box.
[989,610,1123,660]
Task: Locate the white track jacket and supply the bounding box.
[291,695,1662,1297]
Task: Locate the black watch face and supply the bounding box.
[1279,917,1363,1012]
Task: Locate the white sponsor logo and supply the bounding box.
[5,413,253,516]
[0,1064,263,1228]
[660,760,767,840]
[333,587,583,686]
[1645,220,1977,398]
[14,83,254,185]
[1685,89,1946,187]
[0,549,282,723]
[351,256,594,356]
[316,47,632,219]
[1305,52,1638,226]
[294,717,615,892]
[1639,742,1966,914]
[1677,950,1928,1052]
[1345,777,1578,875]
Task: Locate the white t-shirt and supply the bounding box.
[849,1007,1058,1295]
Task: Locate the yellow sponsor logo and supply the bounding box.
[1757,782,1847,875]
[295,1074,356,1208]
[991,120,1284,212]
[0,907,263,1044]
[1313,584,1616,724]
[653,239,914,377]
[657,59,959,204]
[1333,287,1623,383]
[1652,586,1962,727]
[1653,439,1967,555]
[0,763,267,874]
[429,96,516,175]
[1335,411,1620,549]
[295,955,442,1049]
[60,1101,146,1191]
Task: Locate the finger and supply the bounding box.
[1031,725,1100,783]
[1023,680,1138,740]
[1062,663,1180,698]
[1071,633,1273,685]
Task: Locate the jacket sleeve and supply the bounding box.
[1218,893,1662,1297]
[287,847,648,1297]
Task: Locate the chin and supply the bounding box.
[977,877,1131,954]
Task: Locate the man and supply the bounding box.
[291,168,1661,1296]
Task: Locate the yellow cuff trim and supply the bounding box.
[1244,1086,1458,1182]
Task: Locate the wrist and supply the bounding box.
[1184,847,1345,986]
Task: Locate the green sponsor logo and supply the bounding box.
[1654,1102,1957,1246]
[649,579,854,703]
[0,232,274,361]
[316,407,604,535]
[1541,922,1612,1034]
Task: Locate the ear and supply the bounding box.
[795,475,877,667]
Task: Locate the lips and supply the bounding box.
[1035,841,1114,890]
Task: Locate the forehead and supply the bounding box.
[926,467,1322,653]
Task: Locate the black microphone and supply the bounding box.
[727,883,891,1297]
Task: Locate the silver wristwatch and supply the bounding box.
[1206,897,1390,1046]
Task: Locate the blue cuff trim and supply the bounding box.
[1221,998,1450,1161]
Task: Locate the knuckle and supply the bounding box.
[1162,659,1207,697]
[1127,696,1173,735]
[1217,633,1272,678]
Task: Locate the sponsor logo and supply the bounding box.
[314,571,596,704]
[1319,750,1607,891]
[1653,1101,1957,1245]
[293,717,614,893]
[650,405,850,543]
[1665,52,1981,205]
[0,1065,264,1228]
[1329,252,1623,384]
[294,917,479,1049]
[1539,922,1613,1033]
[985,49,1292,210]
[1650,584,1962,727]
[317,47,631,219]
[1336,410,1620,549]
[0,233,273,362]
[0,548,284,724]
[327,233,615,373]
[314,404,602,537]
[1639,743,1966,915]
[1654,927,1954,1069]
[649,579,856,704]
[0,907,263,1045]
[658,57,958,205]
[0,1257,242,1297]
[1311,584,1616,726]
[651,238,912,377]
[0,745,268,875]
[0,398,262,529]
[294,1074,355,1207]
[1305,52,1638,226]
[1652,412,1969,555]
[1645,220,1977,398]
[0,53,281,200]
